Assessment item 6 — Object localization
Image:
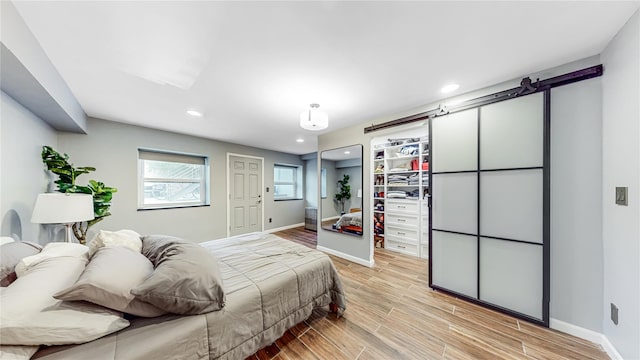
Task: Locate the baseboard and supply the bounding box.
[600,335,623,360]
[266,223,305,233]
[316,245,374,268]
[550,318,622,360]
[322,216,340,221]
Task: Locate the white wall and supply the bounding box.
[550,78,603,332]
[57,118,305,242]
[0,91,59,244]
[601,10,640,359]
[304,157,318,208]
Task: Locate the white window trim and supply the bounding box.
[137,148,210,210]
[274,163,303,201]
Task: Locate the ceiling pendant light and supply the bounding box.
[299,103,328,131]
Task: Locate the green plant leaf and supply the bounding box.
[40,146,116,232]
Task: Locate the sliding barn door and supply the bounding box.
[430,92,549,325]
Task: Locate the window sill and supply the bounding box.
[138,204,210,211]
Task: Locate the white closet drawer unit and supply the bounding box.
[386,213,418,228]
[386,238,419,256]
[421,228,429,241]
[386,200,418,213]
[420,244,429,259]
[385,225,418,241]
[420,200,430,259]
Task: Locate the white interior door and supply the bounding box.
[228,154,263,236]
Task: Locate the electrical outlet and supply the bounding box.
[266,187,270,192]
[611,303,619,325]
[615,187,628,206]
[269,218,272,223]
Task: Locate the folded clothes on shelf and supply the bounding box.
[398,145,419,156]
[407,189,420,198]
[387,174,408,181]
[387,191,407,198]
[388,137,421,146]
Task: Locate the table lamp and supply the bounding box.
[31,193,95,243]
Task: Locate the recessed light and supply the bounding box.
[441,83,460,93]
[296,138,304,143]
[186,109,203,117]
[344,151,351,154]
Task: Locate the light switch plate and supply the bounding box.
[615,187,628,206]
[611,303,619,325]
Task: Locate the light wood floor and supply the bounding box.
[248,226,609,360]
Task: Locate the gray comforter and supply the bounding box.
[33,232,346,360]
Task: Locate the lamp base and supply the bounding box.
[64,223,75,243]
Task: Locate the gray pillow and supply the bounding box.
[132,235,225,315]
[139,234,188,266]
[54,246,166,317]
[1,241,42,287]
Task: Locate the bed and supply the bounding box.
[0,232,346,360]
[333,211,363,235]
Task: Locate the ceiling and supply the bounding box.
[12,1,639,155]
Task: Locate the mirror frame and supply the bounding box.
[320,144,363,237]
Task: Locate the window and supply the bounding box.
[138,149,209,209]
[274,164,302,200]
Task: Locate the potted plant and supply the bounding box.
[41,146,117,244]
[334,174,351,215]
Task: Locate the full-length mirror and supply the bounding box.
[320,145,363,237]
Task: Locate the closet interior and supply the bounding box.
[371,130,430,259]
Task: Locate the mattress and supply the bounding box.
[32,232,346,360]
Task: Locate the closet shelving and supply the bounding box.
[372,137,430,258]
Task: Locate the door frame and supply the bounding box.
[226,153,265,237]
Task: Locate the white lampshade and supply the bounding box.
[31,193,95,224]
[299,103,328,131]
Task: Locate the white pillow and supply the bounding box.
[87,230,141,258]
[0,345,39,360]
[0,236,15,246]
[0,256,129,346]
[14,243,88,277]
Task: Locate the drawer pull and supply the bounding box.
[398,205,406,209]
[397,218,406,222]
[398,245,406,249]
[397,232,406,236]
